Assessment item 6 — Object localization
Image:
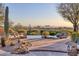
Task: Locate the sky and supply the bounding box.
[6,3,73,27]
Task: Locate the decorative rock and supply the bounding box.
[12,40,32,54]
[67,41,78,56]
[12,47,29,54]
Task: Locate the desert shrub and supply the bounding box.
[40,30,44,35]
[27,30,40,35]
[66,30,73,36]
[42,31,49,38]
[49,31,62,35]
[49,31,57,35]
[27,31,31,35]
[71,32,79,42]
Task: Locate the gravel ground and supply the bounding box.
[0,36,71,56]
[0,39,69,56]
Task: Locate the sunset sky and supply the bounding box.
[6,3,73,27]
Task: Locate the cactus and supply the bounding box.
[4,6,9,39]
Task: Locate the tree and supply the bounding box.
[0,4,5,47]
[0,3,4,25]
[57,3,79,56]
[58,3,79,32]
[14,23,27,31]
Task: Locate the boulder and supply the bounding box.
[67,41,78,56]
[12,40,32,54]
